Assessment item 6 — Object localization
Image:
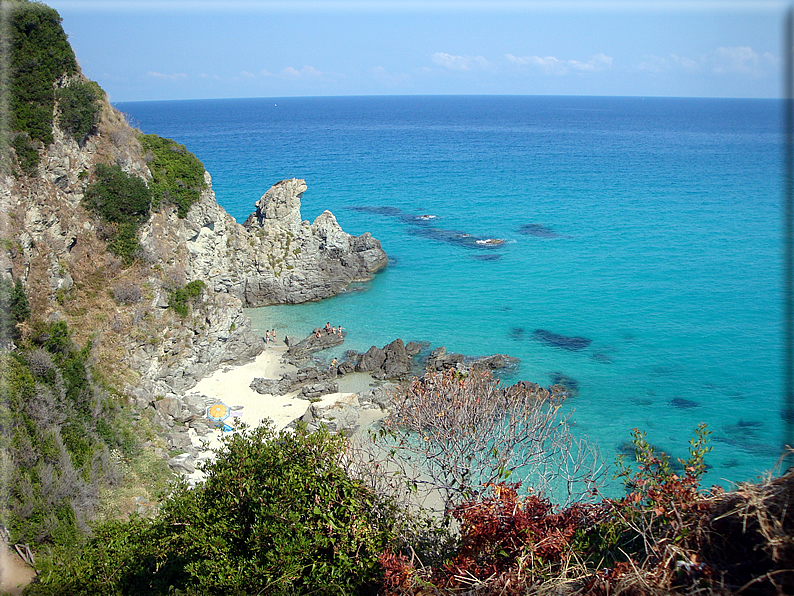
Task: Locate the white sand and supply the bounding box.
[185,346,305,448]
[181,346,385,483]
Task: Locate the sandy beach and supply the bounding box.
[186,345,303,438]
[180,344,387,482]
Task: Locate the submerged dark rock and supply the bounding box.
[591,352,613,364]
[509,327,525,340]
[348,204,506,250]
[533,329,592,351]
[408,226,506,249]
[347,205,405,217]
[548,372,580,397]
[670,397,700,409]
[518,223,559,238]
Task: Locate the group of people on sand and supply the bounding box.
[315,322,344,339]
[263,329,278,347]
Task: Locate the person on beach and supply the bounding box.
[329,358,338,370]
[337,326,345,337]
[264,334,270,347]
[271,329,276,345]
[325,322,331,333]
[315,329,322,339]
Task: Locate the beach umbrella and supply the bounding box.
[206,402,230,424]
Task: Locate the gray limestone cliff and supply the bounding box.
[139,177,387,307]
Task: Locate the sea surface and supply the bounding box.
[117,95,785,491]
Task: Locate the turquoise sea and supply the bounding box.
[117,95,784,489]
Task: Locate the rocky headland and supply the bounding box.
[0,87,388,422]
[142,176,387,308]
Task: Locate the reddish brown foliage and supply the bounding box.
[379,549,417,593]
[434,483,593,590]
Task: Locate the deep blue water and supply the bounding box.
[117,95,785,489]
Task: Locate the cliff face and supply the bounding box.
[1,90,387,397]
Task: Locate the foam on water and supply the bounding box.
[117,95,784,490]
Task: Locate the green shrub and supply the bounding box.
[0,276,30,344]
[7,0,79,173]
[56,80,104,145]
[11,133,41,175]
[167,280,205,318]
[30,425,399,595]
[0,316,136,548]
[83,164,152,264]
[141,134,206,218]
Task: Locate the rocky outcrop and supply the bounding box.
[140,177,388,309]
[286,328,345,361]
[425,346,464,371]
[358,339,412,380]
[2,98,386,399]
[424,346,520,375]
[301,393,361,435]
[469,353,521,372]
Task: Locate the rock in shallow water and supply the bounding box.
[532,329,592,351]
[518,223,560,238]
[670,397,700,409]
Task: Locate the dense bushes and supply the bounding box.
[7,0,78,173]
[28,425,401,595]
[0,293,135,550]
[0,276,30,345]
[55,80,103,145]
[167,280,205,318]
[141,134,207,218]
[83,164,152,264]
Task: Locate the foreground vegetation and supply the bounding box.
[2,2,791,594]
[0,278,170,556]
[16,369,794,596]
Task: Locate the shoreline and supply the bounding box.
[179,344,388,483]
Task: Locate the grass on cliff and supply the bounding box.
[83,163,152,264]
[141,134,207,218]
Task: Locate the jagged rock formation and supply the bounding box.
[140,177,388,308]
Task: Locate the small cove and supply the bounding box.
[120,95,785,490]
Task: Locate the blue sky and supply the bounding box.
[47,1,788,101]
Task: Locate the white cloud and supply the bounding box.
[146,71,188,80]
[636,53,700,73]
[199,72,223,80]
[372,66,411,85]
[432,52,489,71]
[279,65,324,79]
[635,47,777,77]
[710,46,777,75]
[505,52,612,74]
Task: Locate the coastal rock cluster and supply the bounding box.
[141,177,388,308]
